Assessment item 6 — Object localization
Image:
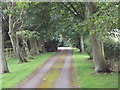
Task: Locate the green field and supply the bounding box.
[2,52,55,88]
[73,49,118,88]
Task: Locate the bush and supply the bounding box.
[104,41,120,62]
[84,38,120,61]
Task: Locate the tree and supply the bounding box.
[62,2,85,53]
[24,2,60,53]
[49,2,86,52]
[0,4,10,73]
[16,30,40,59]
[85,2,110,73]
[7,2,27,63]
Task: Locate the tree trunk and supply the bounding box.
[77,37,81,52]
[38,40,42,51]
[34,39,40,54]
[29,38,39,55]
[0,6,10,73]
[8,14,27,63]
[77,35,84,53]
[81,35,84,53]
[1,41,10,73]
[16,36,28,63]
[91,33,109,72]
[42,41,46,53]
[22,39,33,59]
[86,2,110,73]
[8,15,17,57]
[79,35,84,53]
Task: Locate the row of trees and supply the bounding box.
[1,2,119,73]
[53,2,119,72]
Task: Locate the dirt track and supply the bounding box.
[53,50,72,88]
[15,49,72,88]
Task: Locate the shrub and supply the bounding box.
[104,41,120,62]
[84,38,120,61]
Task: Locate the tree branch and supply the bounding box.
[68,2,80,16]
[34,24,41,31]
[13,8,24,29]
[75,2,82,13]
[61,2,77,16]
[69,2,85,20]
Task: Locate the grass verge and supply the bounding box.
[2,52,55,88]
[73,49,118,88]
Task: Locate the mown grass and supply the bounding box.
[0,75,2,89]
[39,53,66,88]
[2,52,55,88]
[73,49,118,88]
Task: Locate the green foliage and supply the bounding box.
[84,36,120,62]
[104,41,120,62]
[90,3,118,38]
[16,30,40,40]
[3,2,119,62]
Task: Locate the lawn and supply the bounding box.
[73,49,118,88]
[2,52,55,88]
[0,75,1,89]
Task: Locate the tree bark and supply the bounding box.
[1,39,10,73]
[16,36,27,63]
[79,35,84,53]
[76,35,84,53]
[22,39,33,59]
[80,35,84,53]
[0,36,10,73]
[8,15,17,57]
[29,38,39,55]
[91,33,109,72]
[29,39,34,55]
[34,39,40,55]
[0,6,10,73]
[86,2,110,72]
[42,41,46,53]
[38,40,42,51]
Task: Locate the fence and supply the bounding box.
[4,48,14,60]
